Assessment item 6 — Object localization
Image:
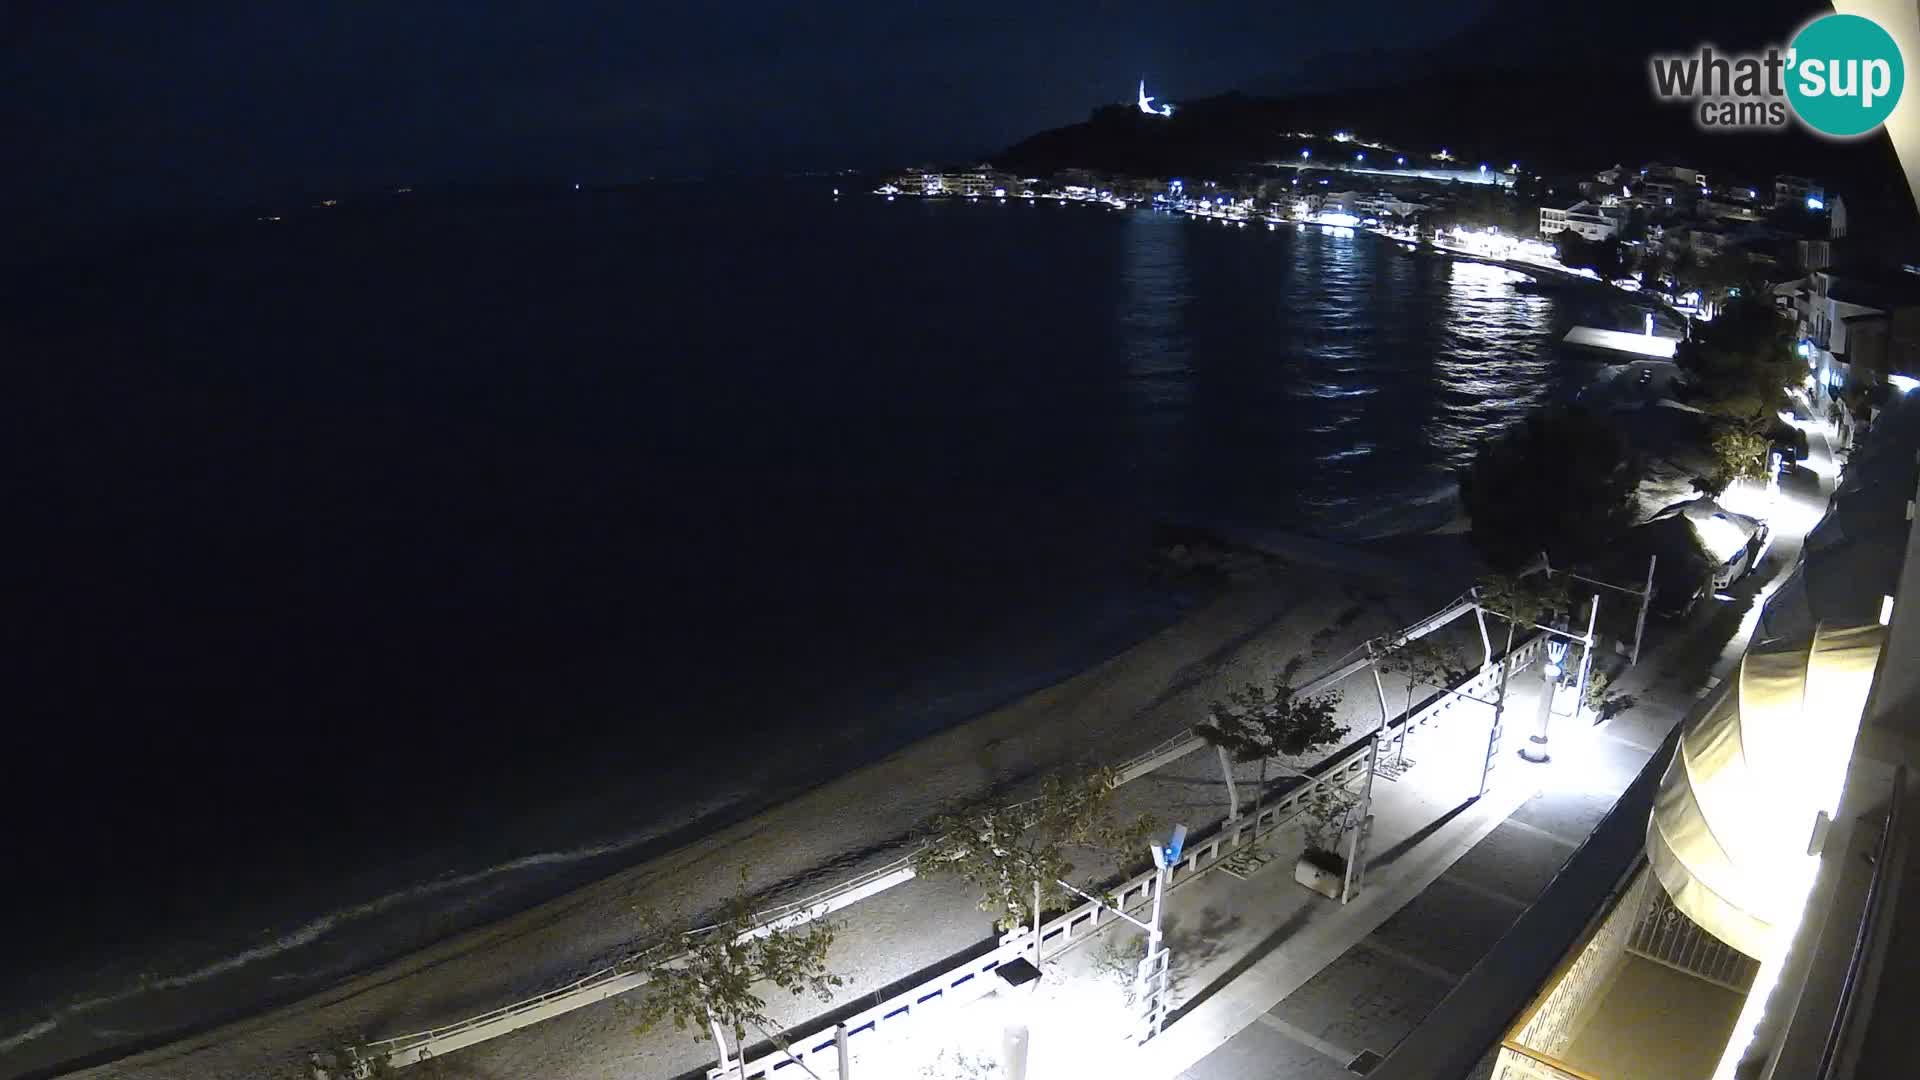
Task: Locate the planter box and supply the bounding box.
[1294,855,1346,900]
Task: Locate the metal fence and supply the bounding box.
[1625,877,1760,993]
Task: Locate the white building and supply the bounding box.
[891,169,1000,196]
[1539,202,1622,241]
[1353,192,1425,219]
[1319,191,1359,215]
[1643,162,1707,188]
[924,171,995,196]
[1636,180,1697,211]
[1699,198,1764,222]
[1774,174,1826,208]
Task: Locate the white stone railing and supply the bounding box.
[336,600,1527,1078]
[993,628,1545,962]
[343,864,917,1074]
[705,938,1035,1080]
[717,631,1545,1080]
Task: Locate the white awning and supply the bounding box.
[1647,623,1885,958]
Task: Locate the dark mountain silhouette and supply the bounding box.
[996,0,1915,238]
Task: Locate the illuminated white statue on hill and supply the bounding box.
[1137,80,1174,117]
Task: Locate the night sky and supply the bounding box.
[4,1,1496,213]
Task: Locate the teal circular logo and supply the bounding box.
[1788,14,1904,137]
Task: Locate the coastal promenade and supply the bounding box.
[1139,426,1834,1079]
[48,548,1467,1080]
[50,459,1814,1080]
[1162,641,1695,1080]
[733,423,1834,1080]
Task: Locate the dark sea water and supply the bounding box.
[0,185,1656,1074]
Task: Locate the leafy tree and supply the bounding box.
[1617,206,1652,245]
[1673,251,1760,314]
[1710,422,1773,486]
[1298,785,1361,866]
[632,883,844,1077]
[1194,675,1346,827]
[912,766,1151,933]
[1640,251,1672,291]
[1458,406,1644,573]
[1472,572,1572,728]
[1674,295,1798,420]
[1377,635,1467,726]
[1475,572,1570,628]
[1555,232,1627,279]
[1584,669,1638,721]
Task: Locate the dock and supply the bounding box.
[1563,326,1680,359]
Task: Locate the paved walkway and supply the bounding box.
[841,666,1566,1080]
[1152,422,1838,1079]
[1159,664,1678,1080]
[877,422,1839,1080]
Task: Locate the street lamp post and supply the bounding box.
[1519,641,1567,763]
[1138,825,1184,1042]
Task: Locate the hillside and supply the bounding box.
[995,0,1915,237]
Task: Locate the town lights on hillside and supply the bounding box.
[1442,226,1559,265]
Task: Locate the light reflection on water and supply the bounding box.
[1112,213,1575,538]
[1119,206,1194,412]
[0,195,1605,1066]
[1426,259,1560,471]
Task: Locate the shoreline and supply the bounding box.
[8,585,1204,1079]
[881,191,1689,326]
[46,531,1464,1080]
[11,198,1558,1080]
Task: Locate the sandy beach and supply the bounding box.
[38,532,1471,1080]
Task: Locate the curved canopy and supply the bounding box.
[1759,530,1907,643]
[1647,622,1885,958]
